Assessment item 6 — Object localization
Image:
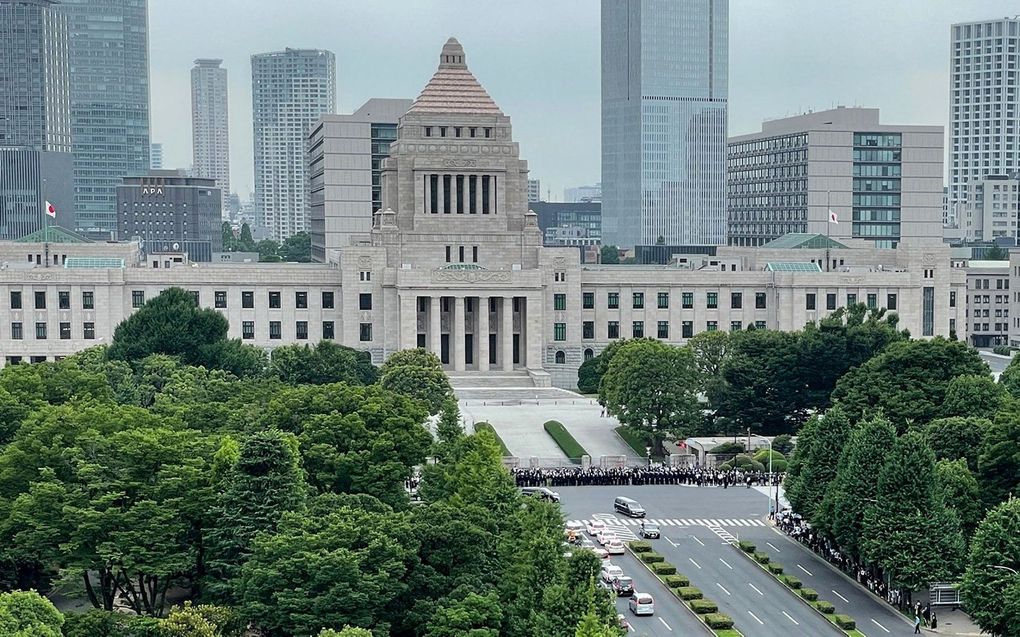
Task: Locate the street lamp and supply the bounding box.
[746,431,775,519]
[645,446,652,468]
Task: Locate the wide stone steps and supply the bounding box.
[447,371,535,389]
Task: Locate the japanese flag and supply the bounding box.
[45,201,56,218]
[828,208,838,225]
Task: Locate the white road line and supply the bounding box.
[716,582,731,596]
[689,557,702,569]
[658,617,672,631]
[691,535,705,547]
[782,611,800,625]
[666,536,679,547]
[748,583,764,596]
[627,623,634,632]
[767,542,781,552]
[870,618,890,633]
[748,610,765,625]
[719,558,733,570]
[832,589,850,603]
[797,564,814,577]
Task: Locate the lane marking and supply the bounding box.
[832,589,850,603]
[690,535,705,547]
[716,582,731,596]
[782,611,800,625]
[797,564,814,577]
[748,582,764,596]
[767,542,781,552]
[748,610,765,625]
[719,558,733,570]
[689,557,702,569]
[666,536,679,547]
[658,617,672,631]
[627,623,635,633]
[870,618,890,633]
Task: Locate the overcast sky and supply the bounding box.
[150,0,1019,201]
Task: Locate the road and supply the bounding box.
[607,548,709,636]
[978,350,1010,378]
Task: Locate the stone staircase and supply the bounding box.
[447,370,536,389]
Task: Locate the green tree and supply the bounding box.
[238,223,255,250]
[772,433,795,456]
[941,374,1005,420]
[687,330,730,394]
[999,354,1020,398]
[600,340,701,457]
[576,339,637,395]
[279,231,312,262]
[922,416,990,471]
[159,602,239,637]
[573,607,620,637]
[256,238,281,262]
[783,414,820,513]
[270,341,378,386]
[419,429,519,516]
[221,221,235,252]
[934,458,984,540]
[600,245,619,265]
[434,398,464,459]
[380,348,454,414]
[425,590,502,637]
[319,628,374,637]
[976,409,1020,507]
[984,244,1008,260]
[0,590,63,636]
[788,406,854,523]
[862,431,965,594]
[959,498,1020,637]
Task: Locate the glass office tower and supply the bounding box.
[602,0,728,249]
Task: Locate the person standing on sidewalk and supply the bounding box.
[914,614,922,634]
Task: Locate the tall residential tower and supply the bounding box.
[191,58,230,213]
[601,0,728,250]
[251,48,336,241]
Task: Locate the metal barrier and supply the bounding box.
[929,583,960,606]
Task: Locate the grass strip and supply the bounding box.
[614,425,664,459]
[473,421,510,456]
[543,420,587,461]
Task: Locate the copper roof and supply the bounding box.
[408,38,503,116]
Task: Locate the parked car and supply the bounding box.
[605,538,625,555]
[586,520,607,536]
[628,592,654,616]
[639,523,660,539]
[521,486,560,502]
[611,576,634,597]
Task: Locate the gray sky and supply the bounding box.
[150,0,1019,201]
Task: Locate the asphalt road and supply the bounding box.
[606,548,708,636]
[978,350,1010,377]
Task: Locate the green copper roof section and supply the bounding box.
[764,262,823,272]
[439,263,485,270]
[15,226,94,244]
[762,233,848,250]
[63,257,125,269]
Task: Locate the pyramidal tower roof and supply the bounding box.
[408,38,503,116]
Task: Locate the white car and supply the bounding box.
[598,530,618,546]
[600,564,624,584]
[586,520,606,536]
[564,521,584,536]
[580,538,609,559]
[605,538,625,555]
[628,592,654,616]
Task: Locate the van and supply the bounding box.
[614,496,645,518]
[628,592,654,616]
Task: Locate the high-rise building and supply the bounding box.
[117,170,222,261]
[950,18,1020,212]
[307,98,411,261]
[0,0,74,239]
[564,183,601,203]
[149,143,163,169]
[601,0,728,250]
[58,0,150,237]
[252,48,336,241]
[191,58,230,213]
[527,179,541,203]
[727,107,944,249]
[958,175,1020,242]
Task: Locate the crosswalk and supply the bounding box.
[706,524,738,545]
[569,517,767,529]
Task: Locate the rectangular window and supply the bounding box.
[682,321,693,338]
[459,246,465,262]
[608,321,619,339]
[269,321,282,340]
[215,291,227,308]
[755,320,767,329]
[554,323,566,341]
[657,292,669,309]
[360,323,373,341]
[59,322,71,340]
[632,321,644,338]
[359,271,371,282]
[632,292,644,309]
[731,292,742,309]
[731,321,742,332]
[11,322,22,340]
[706,321,718,332]
[657,321,669,339]
[35,291,46,309]
[707,292,718,309]
[923,287,935,336]
[242,291,254,308]
[867,293,877,309]
[583,321,595,339]
[847,293,857,306]
[360,293,373,310]
[755,292,767,309]
[582,292,594,309]
[826,293,837,310]
[554,294,566,311]
[131,290,144,308]
[950,291,957,308]
[9,291,21,309]
[887,293,897,310]
[322,291,335,309]
[58,291,70,310]
[682,292,694,309]
[806,293,816,310]
[322,321,335,340]
[472,246,478,263]
[295,291,308,309]
[242,321,254,339]
[445,246,451,263]
[189,290,200,305]
[296,321,308,340]
[35,322,47,339]
[269,291,281,309]
[83,322,95,340]
[608,292,619,309]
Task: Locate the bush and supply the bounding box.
[473,422,510,455]
[653,562,677,575]
[993,345,1016,356]
[815,600,836,614]
[754,551,770,564]
[780,574,802,589]
[543,420,588,460]
[773,433,794,455]
[738,540,756,553]
[799,588,818,601]
[709,441,744,454]
[771,458,789,473]
[663,574,690,588]
[641,552,665,564]
[753,448,786,464]
[690,599,718,614]
[733,453,753,467]
[705,613,734,629]
[718,461,733,471]
[677,586,703,600]
[834,615,856,630]
[629,540,653,553]
[768,563,784,575]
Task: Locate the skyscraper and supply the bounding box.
[58,0,150,237]
[149,142,163,169]
[191,58,230,214]
[252,48,336,241]
[601,0,728,249]
[0,0,74,239]
[949,18,1020,209]
[528,178,541,203]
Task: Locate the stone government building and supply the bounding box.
[0,39,967,388]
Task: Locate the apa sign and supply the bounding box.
[141,186,164,196]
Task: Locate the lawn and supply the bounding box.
[614,425,663,459]
[473,421,510,456]
[543,420,588,461]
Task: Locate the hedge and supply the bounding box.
[629,541,653,553]
[814,600,835,614]
[615,426,660,459]
[738,540,756,553]
[768,562,784,575]
[780,574,802,589]
[690,599,718,614]
[652,562,677,575]
[799,588,818,601]
[753,551,770,564]
[662,574,689,588]
[543,420,588,461]
[473,422,510,456]
[677,586,703,600]
[640,552,665,564]
[705,613,735,629]
[834,615,856,630]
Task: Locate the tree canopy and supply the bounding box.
[960,498,1020,636]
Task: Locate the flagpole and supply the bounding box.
[43,199,49,268]
[825,190,831,273]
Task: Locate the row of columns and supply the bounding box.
[406,294,522,371]
[423,174,496,215]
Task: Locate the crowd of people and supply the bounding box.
[511,465,785,488]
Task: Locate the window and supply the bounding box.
[131,290,144,308]
[242,321,254,339]
[359,271,371,282]
[459,246,465,262]
[887,293,897,310]
[731,292,742,309]
[472,246,478,263]
[632,321,644,338]
[59,322,70,340]
[755,292,767,309]
[827,293,837,310]
[657,321,669,339]
[584,348,595,361]
[554,323,566,341]
[706,321,718,332]
[83,322,95,340]
[847,293,857,306]
[608,292,619,309]
[583,321,595,339]
[215,291,227,308]
[58,291,70,310]
[657,292,669,309]
[806,293,816,310]
[707,292,718,309]
[554,294,566,311]
[188,290,200,305]
[295,292,308,309]
[582,292,594,309]
[755,320,767,329]
[633,292,644,309]
[608,321,620,339]
[83,291,95,310]
[242,291,254,308]
[445,246,451,263]
[359,293,373,310]
[731,321,742,332]
[923,287,935,336]
[555,351,566,364]
[35,291,46,309]
[269,291,281,309]
[9,291,21,309]
[296,321,308,340]
[867,293,877,309]
[322,291,335,309]
[950,291,957,307]
[35,322,47,339]
[360,323,373,341]
[11,322,22,340]
[269,321,282,340]
[682,292,694,309]
[682,321,693,338]
[322,321,335,339]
